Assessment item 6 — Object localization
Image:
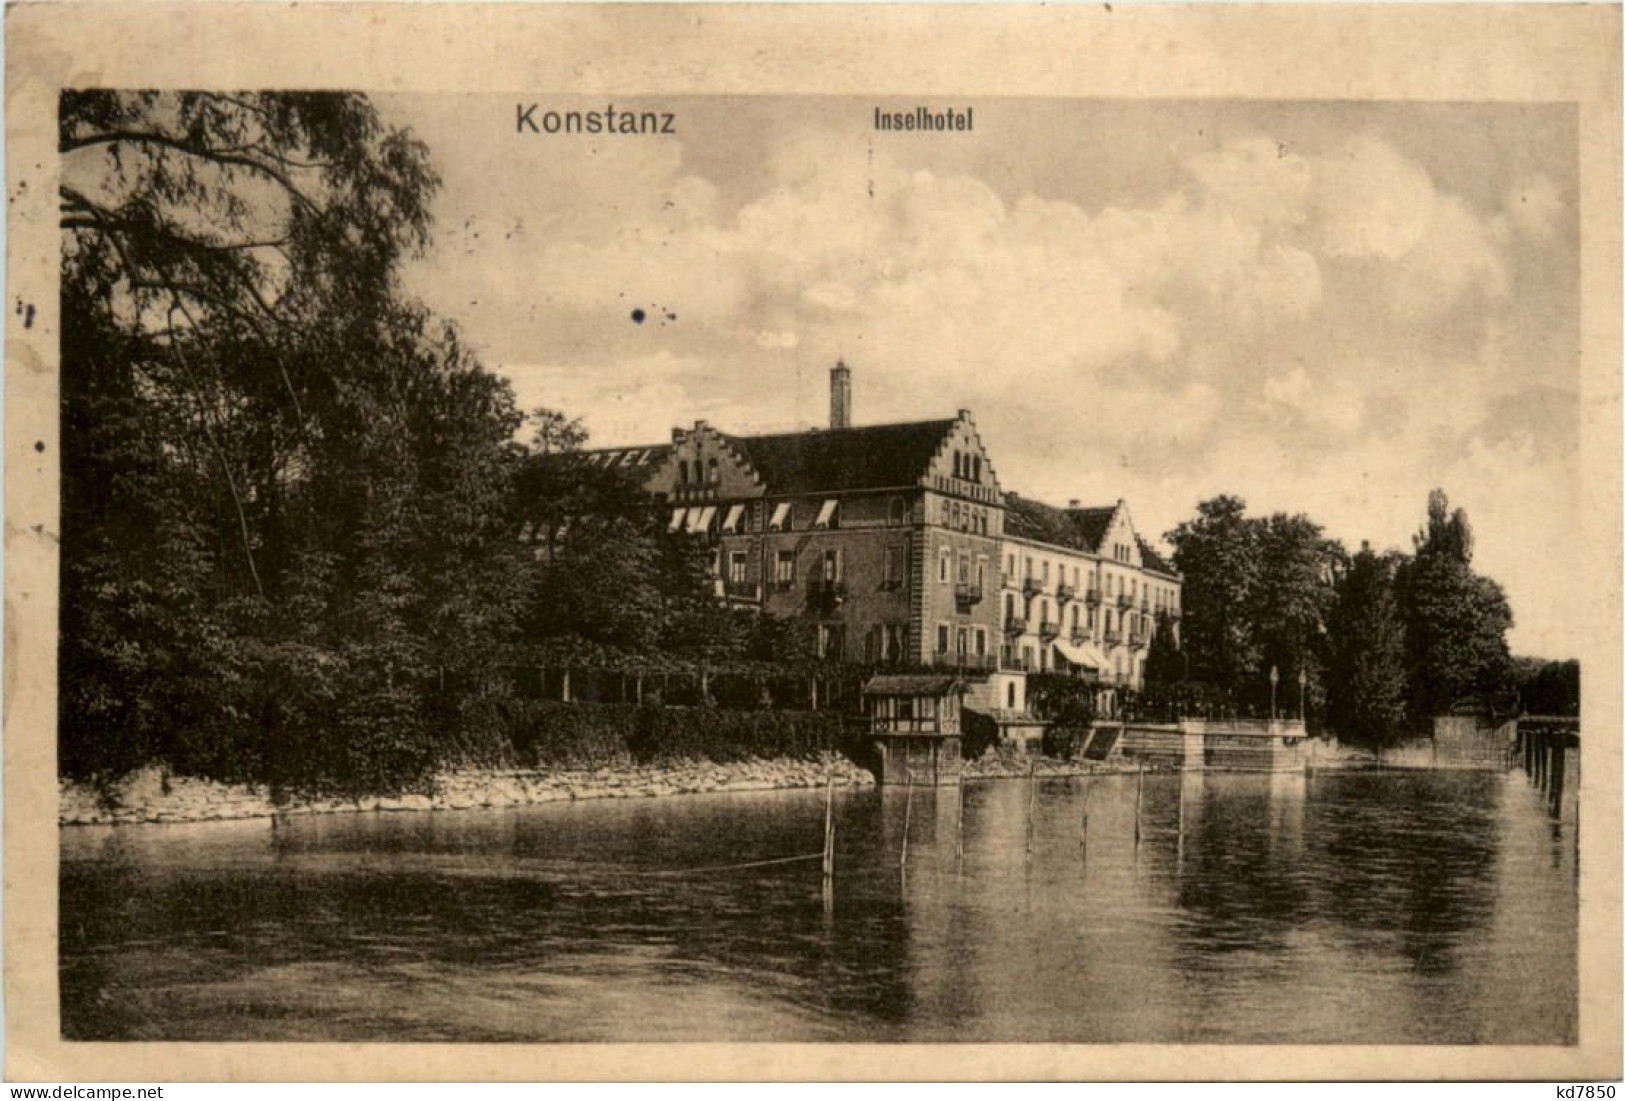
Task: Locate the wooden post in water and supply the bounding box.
[956,777,965,866]
[1133,761,1145,846]
[1025,759,1038,855]
[822,775,835,885]
[900,768,914,872]
[1079,776,1093,850]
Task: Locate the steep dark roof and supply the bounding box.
[863,674,964,697]
[1004,493,1180,577]
[1003,493,1116,554]
[724,420,956,494]
[1136,535,1179,578]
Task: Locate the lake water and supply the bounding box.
[60,768,1577,1043]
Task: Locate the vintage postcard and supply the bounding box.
[5,1,1621,1083]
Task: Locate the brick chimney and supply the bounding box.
[830,360,852,429]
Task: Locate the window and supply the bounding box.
[957,552,970,584]
[885,624,906,664]
[776,550,795,586]
[1005,593,1016,620]
[1007,682,1016,708]
[884,545,906,587]
[975,627,987,656]
[707,458,719,484]
[937,624,950,654]
[889,497,907,525]
[822,549,842,582]
[1006,553,1015,574]
[956,628,968,656]
[1042,561,1050,583]
[817,624,844,660]
[678,460,689,484]
[977,557,987,590]
[1025,557,1034,579]
[939,550,950,583]
[973,455,982,482]
[1088,607,1097,630]
[1071,606,1079,630]
[728,552,747,583]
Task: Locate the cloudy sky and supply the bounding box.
[382,96,1579,658]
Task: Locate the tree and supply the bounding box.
[59,91,541,793]
[1396,489,1514,726]
[1249,512,1345,726]
[1165,496,1264,692]
[1325,544,1408,750]
[1142,611,1185,689]
[1513,658,1580,717]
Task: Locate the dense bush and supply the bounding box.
[1042,726,1088,758]
[629,706,853,765]
[499,701,854,768]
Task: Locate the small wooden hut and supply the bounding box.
[863,674,965,786]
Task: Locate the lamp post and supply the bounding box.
[1269,664,1279,723]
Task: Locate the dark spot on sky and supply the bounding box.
[631,309,646,324]
[34,440,45,453]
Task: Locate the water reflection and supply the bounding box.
[62,770,1576,1044]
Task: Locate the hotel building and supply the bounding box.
[546,363,1180,721]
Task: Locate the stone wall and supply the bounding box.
[60,755,875,827]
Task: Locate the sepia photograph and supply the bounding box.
[6,2,1620,1083]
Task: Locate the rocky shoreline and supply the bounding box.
[58,755,877,827]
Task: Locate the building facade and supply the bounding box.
[547,363,1180,724]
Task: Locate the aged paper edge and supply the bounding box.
[5,1,1620,1083]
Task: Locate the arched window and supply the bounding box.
[888,497,907,525]
[678,460,689,484]
[1007,682,1016,708]
[707,458,719,484]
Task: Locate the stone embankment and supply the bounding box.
[59,755,875,827]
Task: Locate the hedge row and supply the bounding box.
[504,700,859,768]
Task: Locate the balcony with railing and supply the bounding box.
[999,649,1031,672]
[1004,615,1028,636]
[954,581,984,607]
[1103,627,1123,646]
[1085,587,1102,606]
[1039,619,1062,641]
[1129,624,1151,649]
[1022,576,1045,597]
[933,651,996,673]
[1116,593,1133,611]
[1056,582,1076,602]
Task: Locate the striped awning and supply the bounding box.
[1055,637,1109,671]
